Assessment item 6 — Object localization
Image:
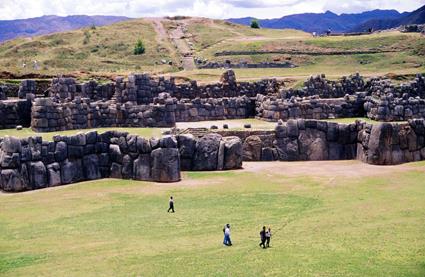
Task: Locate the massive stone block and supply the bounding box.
[151,148,180,182]
[29,161,47,189]
[192,133,222,171]
[223,136,243,169]
[83,154,101,180]
[133,154,151,181]
[0,169,27,192]
[243,135,262,161]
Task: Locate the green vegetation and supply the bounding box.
[0,19,175,76]
[133,39,145,55]
[1,163,424,276]
[250,20,260,29]
[0,127,163,141]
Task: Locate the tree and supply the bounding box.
[250,20,260,29]
[133,39,145,55]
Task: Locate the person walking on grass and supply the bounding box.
[266,227,272,248]
[259,226,266,248]
[167,196,175,213]
[223,224,232,246]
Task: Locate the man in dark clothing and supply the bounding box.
[167,196,175,213]
[259,226,266,248]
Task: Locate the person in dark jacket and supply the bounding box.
[259,226,266,248]
[167,196,175,213]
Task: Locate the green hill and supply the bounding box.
[0,17,423,81]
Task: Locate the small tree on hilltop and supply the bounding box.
[250,20,260,29]
[134,39,145,55]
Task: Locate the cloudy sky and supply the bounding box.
[1,0,424,20]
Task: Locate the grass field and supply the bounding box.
[0,118,388,140]
[1,161,424,276]
[0,127,163,141]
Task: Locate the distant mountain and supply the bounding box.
[228,9,405,33]
[352,5,425,32]
[0,15,130,42]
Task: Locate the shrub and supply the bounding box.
[134,39,145,55]
[250,20,260,29]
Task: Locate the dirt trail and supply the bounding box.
[149,17,196,71]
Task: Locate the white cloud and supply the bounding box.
[0,0,423,20]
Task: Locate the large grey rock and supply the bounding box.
[54,141,68,162]
[217,141,225,170]
[133,154,151,181]
[151,148,180,182]
[29,161,47,189]
[367,123,394,165]
[121,155,133,179]
[0,153,20,168]
[193,133,222,171]
[110,162,122,179]
[274,138,299,161]
[223,136,243,169]
[83,154,101,180]
[61,159,83,184]
[160,135,178,148]
[243,135,262,161]
[177,134,196,158]
[0,169,27,192]
[2,136,22,153]
[109,144,123,163]
[47,163,62,187]
[298,129,328,161]
[137,137,151,153]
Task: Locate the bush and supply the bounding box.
[250,20,260,29]
[134,39,145,55]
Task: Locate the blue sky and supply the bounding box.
[1,0,424,20]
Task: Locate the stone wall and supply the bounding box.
[0,86,6,100]
[0,100,32,129]
[357,119,425,165]
[0,132,243,192]
[196,61,295,69]
[31,98,176,132]
[256,94,365,122]
[215,119,425,165]
[174,96,254,122]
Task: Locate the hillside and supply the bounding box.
[0,17,423,81]
[0,15,130,42]
[0,18,175,76]
[228,9,404,33]
[351,5,425,32]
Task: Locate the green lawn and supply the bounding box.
[1,162,424,276]
[0,127,163,141]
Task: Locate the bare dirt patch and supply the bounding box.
[242,160,420,178]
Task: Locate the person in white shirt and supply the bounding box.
[223,224,232,246]
[266,227,272,247]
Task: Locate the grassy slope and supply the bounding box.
[0,17,423,82]
[0,164,424,276]
[184,30,425,82]
[0,19,175,76]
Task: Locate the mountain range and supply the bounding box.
[228,5,425,33]
[0,15,129,42]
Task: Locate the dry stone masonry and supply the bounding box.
[0,131,243,192]
[0,70,425,193]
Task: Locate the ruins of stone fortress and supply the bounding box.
[1,70,425,192]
